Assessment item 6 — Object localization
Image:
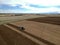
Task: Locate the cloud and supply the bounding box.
[22,7,60,13]
[0,0,60,6]
[0,0,60,13]
[26,0,60,6]
[28,4,49,8]
[0,4,29,10]
[0,9,28,13]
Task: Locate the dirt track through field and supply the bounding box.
[0,25,38,45]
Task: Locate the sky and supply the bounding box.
[0,0,60,13]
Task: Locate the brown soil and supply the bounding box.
[27,17,60,25]
[0,25,38,45]
[0,16,60,45]
[10,17,60,45]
